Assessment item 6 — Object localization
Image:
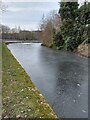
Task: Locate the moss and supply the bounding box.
[2,43,57,118]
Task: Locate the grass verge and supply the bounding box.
[2,43,57,118]
[0,42,2,119]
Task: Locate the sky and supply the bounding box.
[1,0,89,30]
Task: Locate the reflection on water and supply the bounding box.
[8,43,88,118]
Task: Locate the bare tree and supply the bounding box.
[39,10,61,47]
[1,25,10,33]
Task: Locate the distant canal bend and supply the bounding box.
[8,43,88,118]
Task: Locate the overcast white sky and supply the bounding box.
[1,0,89,30]
[1,2,60,30]
[2,0,86,2]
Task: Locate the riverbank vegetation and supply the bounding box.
[2,43,57,118]
[39,10,61,48]
[39,1,90,57]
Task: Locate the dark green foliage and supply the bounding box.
[57,1,90,51]
[58,2,79,50]
[76,2,90,45]
[59,2,79,21]
[59,2,79,39]
[78,2,90,25]
[53,31,64,47]
[88,24,90,43]
[65,36,78,51]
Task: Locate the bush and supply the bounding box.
[53,32,64,47]
[64,25,88,51]
[65,36,77,51]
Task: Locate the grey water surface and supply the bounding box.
[7,43,88,118]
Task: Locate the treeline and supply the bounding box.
[39,1,90,51]
[2,31,41,40]
[0,24,41,41]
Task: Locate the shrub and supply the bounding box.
[53,32,64,47]
[65,36,77,51]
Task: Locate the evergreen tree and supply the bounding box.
[59,2,79,50]
[78,2,90,43]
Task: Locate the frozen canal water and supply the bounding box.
[8,43,88,118]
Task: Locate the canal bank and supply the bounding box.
[2,43,57,118]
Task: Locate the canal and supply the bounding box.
[7,43,88,118]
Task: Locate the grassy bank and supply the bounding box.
[0,42,2,119]
[2,43,57,118]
